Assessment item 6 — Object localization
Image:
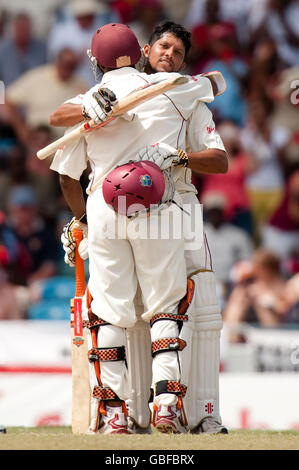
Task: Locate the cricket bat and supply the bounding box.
[36,75,188,160]
[70,227,90,434]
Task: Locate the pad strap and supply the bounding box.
[83,318,110,329]
[155,380,187,397]
[150,312,188,327]
[151,337,186,357]
[93,385,119,401]
[89,346,126,362]
[178,278,195,315]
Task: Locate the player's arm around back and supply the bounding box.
[50,87,117,127]
[187,148,228,174]
[186,102,228,174]
[50,103,83,127]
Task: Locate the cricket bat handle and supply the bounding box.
[73,228,85,297]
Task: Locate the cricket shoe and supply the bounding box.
[98,404,129,434]
[152,401,187,434]
[191,416,228,435]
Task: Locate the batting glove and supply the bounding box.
[81,87,118,124]
[136,143,188,170]
[61,217,88,267]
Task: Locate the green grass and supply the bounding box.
[0,427,298,450]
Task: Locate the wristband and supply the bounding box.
[79,213,88,225]
[81,105,90,121]
[177,149,189,167]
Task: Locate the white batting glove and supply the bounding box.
[61,217,88,267]
[81,87,117,124]
[136,143,188,170]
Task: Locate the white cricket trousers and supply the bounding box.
[86,188,187,400]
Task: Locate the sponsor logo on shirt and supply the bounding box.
[206,126,215,134]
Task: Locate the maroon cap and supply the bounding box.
[91,23,141,69]
[102,161,165,216]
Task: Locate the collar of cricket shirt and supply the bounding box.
[102,67,139,81]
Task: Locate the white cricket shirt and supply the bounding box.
[50,67,215,194]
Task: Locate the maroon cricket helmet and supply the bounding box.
[102,161,165,216]
[91,23,141,69]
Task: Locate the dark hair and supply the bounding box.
[252,250,281,274]
[148,21,192,58]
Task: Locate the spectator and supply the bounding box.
[184,0,251,50]
[200,120,253,235]
[186,0,243,77]
[247,37,281,102]
[0,12,47,86]
[268,66,299,179]
[202,192,254,290]
[279,272,299,323]
[0,8,7,42]
[240,95,285,242]
[223,249,286,342]
[250,0,299,68]
[0,142,59,219]
[0,263,29,320]
[160,0,192,25]
[202,23,248,126]
[186,0,248,126]
[261,169,299,259]
[4,47,88,139]
[5,185,59,285]
[109,0,136,24]
[0,108,19,171]
[0,1,65,39]
[25,125,57,177]
[0,212,31,319]
[129,0,165,47]
[48,0,120,86]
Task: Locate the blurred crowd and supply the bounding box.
[0,0,298,336]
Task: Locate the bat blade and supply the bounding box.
[71,228,90,434]
[36,75,189,160]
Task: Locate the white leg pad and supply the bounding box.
[180,270,223,430]
[151,319,181,407]
[87,323,131,433]
[85,327,100,433]
[97,324,130,400]
[125,287,152,429]
[88,372,100,432]
[126,320,152,428]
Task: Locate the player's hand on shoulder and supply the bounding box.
[136,143,188,170]
[61,217,89,267]
[81,87,117,124]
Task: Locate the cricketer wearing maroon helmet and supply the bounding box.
[49,21,225,432]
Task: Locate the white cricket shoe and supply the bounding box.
[98,405,129,434]
[152,403,187,434]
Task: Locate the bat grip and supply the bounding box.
[72,228,85,297]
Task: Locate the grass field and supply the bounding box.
[1,427,299,451]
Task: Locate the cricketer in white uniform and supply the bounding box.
[126,21,228,434]
[51,23,222,434]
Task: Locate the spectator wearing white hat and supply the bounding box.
[48,0,121,86]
